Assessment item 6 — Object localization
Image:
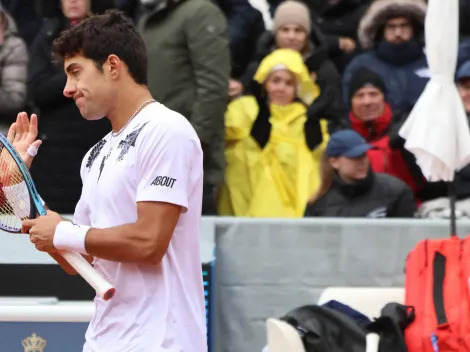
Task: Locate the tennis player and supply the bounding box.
[18,9,207,352]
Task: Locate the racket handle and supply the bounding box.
[59,250,116,301]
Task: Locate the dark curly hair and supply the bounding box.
[52,9,148,85]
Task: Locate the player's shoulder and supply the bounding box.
[138,102,200,142]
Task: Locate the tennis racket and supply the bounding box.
[0,133,115,301]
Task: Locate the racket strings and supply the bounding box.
[0,145,31,232]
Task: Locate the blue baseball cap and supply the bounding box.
[457,61,470,81]
[326,130,372,158]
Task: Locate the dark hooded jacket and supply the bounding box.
[0,8,28,131]
[28,4,111,213]
[312,0,370,72]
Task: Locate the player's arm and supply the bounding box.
[84,201,180,265]
[22,200,93,275]
[43,202,94,275]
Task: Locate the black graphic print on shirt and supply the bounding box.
[86,139,107,170]
[98,155,107,181]
[116,122,149,161]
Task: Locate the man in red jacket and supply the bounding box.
[347,67,422,200]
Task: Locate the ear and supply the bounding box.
[329,157,340,169]
[106,54,121,80]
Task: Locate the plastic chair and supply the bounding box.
[266,318,306,352]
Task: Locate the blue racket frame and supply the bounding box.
[0,134,47,233]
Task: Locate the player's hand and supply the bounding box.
[22,210,63,252]
[6,112,42,169]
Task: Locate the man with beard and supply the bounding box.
[342,0,429,115]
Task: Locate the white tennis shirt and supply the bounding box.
[74,102,207,352]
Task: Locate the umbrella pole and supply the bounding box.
[448,180,457,237]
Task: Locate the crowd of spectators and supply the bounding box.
[2,0,470,219]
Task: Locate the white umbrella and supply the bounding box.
[399,0,470,233]
[399,0,470,182]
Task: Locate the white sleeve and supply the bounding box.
[135,124,194,212]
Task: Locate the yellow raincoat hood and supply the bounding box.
[253,48,320,105]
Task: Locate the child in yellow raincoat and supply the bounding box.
[217,48,330,217]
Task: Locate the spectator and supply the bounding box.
[138,0,231,215]
[447,62,470,201]
[0,4,28,135]
[212,0,265,79]
[266,0,327,18]
[28,0,111,213]
[1,0,41,47]
[115,0,139,19]
[312,0,370,73]
[35,0,116,19]
[459,0,470,40]
[347,68,423,201]
[458,38,470,71]
[304,129,417,218]
[342,0,429,115]
[218,49,328,218]
[240,0,345,132]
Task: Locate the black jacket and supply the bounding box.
[281,302,413,352]
[28,17,110,213]
[312,0,370,72]
[212,0,265,78]
[304,170,417,218]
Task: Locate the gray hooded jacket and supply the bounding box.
[0,5,28,131]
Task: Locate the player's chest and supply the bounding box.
[82,137,139,205]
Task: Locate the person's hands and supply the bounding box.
[22,210,63,252]
[228,79,243,99]
[339,37,356,53]
[6,112,42,169]
[310,72,317,83]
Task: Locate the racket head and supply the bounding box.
[0,134,45,233]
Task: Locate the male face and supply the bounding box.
[351,86,385,122]
[384,17,413,44]
[63,54,118,120]
[458,78,470,114]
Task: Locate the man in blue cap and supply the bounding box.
[325,129,373,183]
[457,61,470,118]
[305,129,416,218]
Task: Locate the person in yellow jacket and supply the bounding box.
[217,48,330,217]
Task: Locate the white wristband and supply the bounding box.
[53,221,90,255]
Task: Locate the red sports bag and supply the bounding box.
[405,236,470,352]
